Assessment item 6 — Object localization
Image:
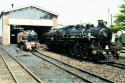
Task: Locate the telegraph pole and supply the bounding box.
[111,14,113,26]
[108,8,110,27]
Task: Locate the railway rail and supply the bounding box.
[32,52,114,83]
[105,61,125,70]
[0,47,42,83]
[0,51,15,82]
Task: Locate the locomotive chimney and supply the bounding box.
[98,20,104,27]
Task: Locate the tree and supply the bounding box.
[115,1,125,25]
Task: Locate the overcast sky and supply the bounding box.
[0,0,124,25]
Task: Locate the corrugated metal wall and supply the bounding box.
[2,6,58,44]
[10,6,53,20]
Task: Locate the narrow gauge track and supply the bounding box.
[32,52,114,83]
[0,47,42,83]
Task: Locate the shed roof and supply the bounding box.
[1,4,59,16]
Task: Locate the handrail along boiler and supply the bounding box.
[44,20,120,61]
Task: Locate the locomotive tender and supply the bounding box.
[44,20,121,61]
[17,30,40,51]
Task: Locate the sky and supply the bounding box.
[0,0,124,26]
[0,0,124,25]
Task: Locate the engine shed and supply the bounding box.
[0,4,58,45]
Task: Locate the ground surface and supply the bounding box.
[0,44,125,83]
[0,45,84,83]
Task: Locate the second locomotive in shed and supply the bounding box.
[17,30,40,51]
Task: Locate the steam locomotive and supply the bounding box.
[17,30,40,51]
[44,20,121,62]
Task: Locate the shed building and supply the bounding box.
[0,4,58,45]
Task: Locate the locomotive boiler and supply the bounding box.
[17,30,40,51]
[44,20,121,62]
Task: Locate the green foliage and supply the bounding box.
[113,1,125,32]
[110,25,125,32]
[120,4,125,14]
[111,25,122,29]
[116,15,125,24]
[115,1,125,25]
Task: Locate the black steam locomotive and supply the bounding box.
[44,20,121,62]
